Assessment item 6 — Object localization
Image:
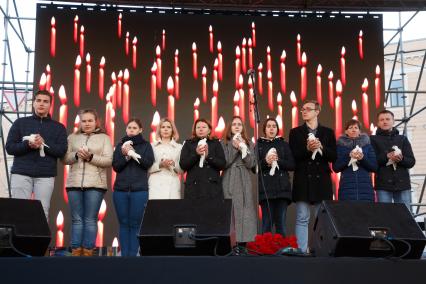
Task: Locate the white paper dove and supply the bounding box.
[308,133,322,160]
[233,133,248,159]
[23,134,49,157]
[123,140,141,164]
[267,148,279,176]
[348,145,363,171]
[198,138,207,168]
[386,145,402,170]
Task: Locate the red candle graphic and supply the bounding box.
[239,79,245,122]
[118,13,122,38]
[58,85,67,128]
[316,64,323,106]
[233,91,240,116]
[297,34,302,66]
[251,22,256,47]
[167,76,175,121]
[276,114,283,137]
[50,17,56,57]
[39,73,47,91]
[192,42,198,79]
[85,53,91,93]
[340,46,346,86]
[151,62,157,106]
[111,72,117,109]
[79,25,85,59]
[162,29,166,51]
[280,50,286,94]
[266,46,271,73]
[174,49,179,74]
[248,38,253,70]
[132,37,138,69]
[328,71,335,109]
[117,70,123,108]
[301,52,307,101]
[258,63,263,95]
[267,70,273,111]
[335,80,343,138]
[202,66,207,102]
[362,78,370,128]
[213,80,219,98]
[56,211,64,247]
[122,69,130,124]
[73,15,78,43]
[217,41,223,81]
[96,199,107,248]
[277,92,283,136]
[358,30,364,60]
[105,90,113,137]
[74,55,81,107]
[150,111,161,143]
[73,114,80,134]
[209,25,213,53]
[45,65,51,91]
[211,96,218,133]
[375,65,381,108]
[235,46,241,89]
[49,87,55,116]
[125,32,130,55]
[98,56,105,100]
[175,67,180,100]
[194,98,200,123]
[249,86,255,128]
[215,117,225,139]
[63,165,69,203]
[242,38,247,74]
[112,238,119,256]
[290,91,298,128]
[352,99,358,120]
[213,59,218,83]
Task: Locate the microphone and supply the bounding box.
[247,69,255,75]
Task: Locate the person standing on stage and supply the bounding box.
[113,118,154,256]
[148,118,183,199]
[333,119,377,201]
[257,118,295,236]
[63,109,113,257]
[179,118,226,200]
[370,110,415,211]
[6,89,67,219]
[289,100,336,253]
[221,116,257,245]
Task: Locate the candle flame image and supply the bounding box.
[340,46,346,86]
[352,99,358,120]
[39,73,47,91]
[328,71,334,109]
[56,210,64,229]
[251,22,256,47]
[55,210,64,247]
[73,15,78,43]
[74,55,82,107]
[162,29,166,50]
[132,36,138,69]
[316,64,323,105]
[297,34,301,66]
[79,25,85,59]
[118,13,122,38]
[112,237,119,247]
[215,116,226,139]
[209,25,214,53]
[375,65,381,108]
[50,17,56,57]
[99,56,106,100]
[358,30,364,60]
[192,42,198,79]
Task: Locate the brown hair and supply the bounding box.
[262,118,279,137]
[377,109,394,119]
[156,117,180,141]
[127,118,143,128]
[302,99,321,112]
[224,116,250,145]
[34,90,52,103]
[77,109,105,133]
[191,118,213,139]
[344,119,362,130]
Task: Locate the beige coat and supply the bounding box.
[63,131,113,189]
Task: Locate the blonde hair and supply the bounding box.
[77,109,104,133]
[156,117,179,141]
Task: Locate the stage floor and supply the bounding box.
[1,255,425,284]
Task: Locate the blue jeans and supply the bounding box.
[376,190,412,212]
[260,199,288,236]
[295,201,321,253]
[113,190,148,256]
[68,190,105,249]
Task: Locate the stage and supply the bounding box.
[1,255,425,284]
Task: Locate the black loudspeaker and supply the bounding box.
[139,199,235,256]
[0,198,51,257]
[313,200,426,259]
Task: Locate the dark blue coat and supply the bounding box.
[5,114,67,177]
[112,134,154,192]
[332,134,377,201]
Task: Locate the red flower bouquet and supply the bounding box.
[247,233,298,255]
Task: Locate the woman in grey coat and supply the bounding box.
[221,116,257,245]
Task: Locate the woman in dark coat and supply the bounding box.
[257,118,295,236]
[332,119,377,201]
[112,118,154,256]
[179,118,226,200]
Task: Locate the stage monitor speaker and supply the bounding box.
[0,198,51,257]
[139,199,235,256]
[312,200,426,259]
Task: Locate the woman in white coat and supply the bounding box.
[148,118,183,199]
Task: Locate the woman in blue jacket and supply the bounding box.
[333,119,377,201]
[112,118,154,256]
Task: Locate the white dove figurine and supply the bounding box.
[267,147,279,176]
[122,140,141,164]
[233,133,248,159]
[198,138,207,167]
[348,145,363,171]
[386,145,402,171]
[308,133,323,160]
[23,134,49,157]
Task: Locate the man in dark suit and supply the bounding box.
[289,100,336,253]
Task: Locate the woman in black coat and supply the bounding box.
[179,118,226,200]
[257,118,295,236]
